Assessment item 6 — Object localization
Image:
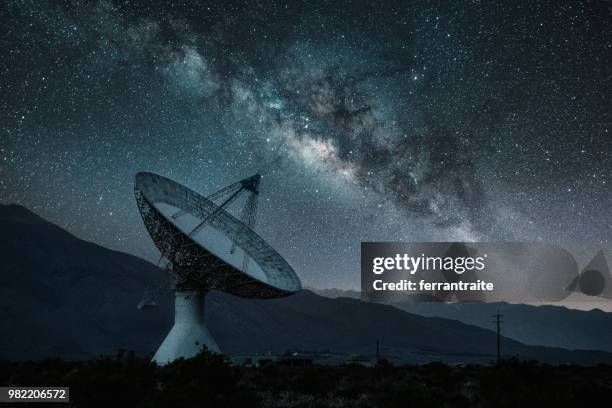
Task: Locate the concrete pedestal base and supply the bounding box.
[152,290,220,365]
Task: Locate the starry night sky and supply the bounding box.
[1,0,611,290]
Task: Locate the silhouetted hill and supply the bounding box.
[0,204,173,359]
[2,204,612,365]
[305,286,361,299]
[309,287,612,353]
[206,290,612,364]
[400,302,612,351]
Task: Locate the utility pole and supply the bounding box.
[492,311,504,364]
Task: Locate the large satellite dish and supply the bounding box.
[134,171,301,364]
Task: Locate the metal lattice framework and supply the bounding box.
[134,172,301,299]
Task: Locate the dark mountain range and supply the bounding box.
[2,204,612,365]
[0,204,173,359]
[309,288,612,353]
[305,286,361,300]
[393,302,612,353]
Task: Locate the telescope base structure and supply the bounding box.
[152,290,220,365]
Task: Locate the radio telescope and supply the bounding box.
[134,171,301,364]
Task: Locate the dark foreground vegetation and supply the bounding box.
[2,351,612,408]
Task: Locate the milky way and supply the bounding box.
[1,0,611,289]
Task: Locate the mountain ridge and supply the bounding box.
[2,204,612,365]
[308,287,612,352]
